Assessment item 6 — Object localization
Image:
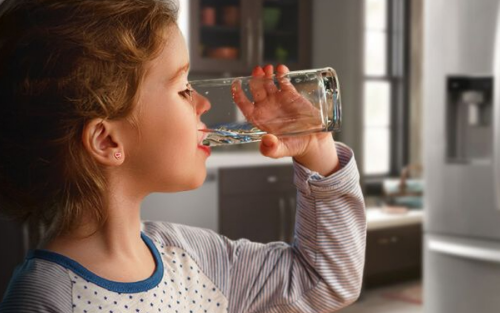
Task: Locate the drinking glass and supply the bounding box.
[190,67,342,147]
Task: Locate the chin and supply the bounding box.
[184,170,207,191]
[155,169,207,193]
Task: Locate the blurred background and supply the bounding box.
[2,0,500,312]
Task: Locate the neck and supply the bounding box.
[40,165,158,282]
[44,174,147,261]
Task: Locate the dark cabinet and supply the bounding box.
[219,165,296,243]
[364,224,423,287]
[190,0,312,74]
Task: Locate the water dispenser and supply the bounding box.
[446,76,493,163]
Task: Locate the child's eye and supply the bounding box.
[179,83,193,102]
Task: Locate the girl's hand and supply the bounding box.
[232,64,340,176]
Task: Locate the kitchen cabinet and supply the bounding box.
[190,0,312,74]
[364,224,423,288]
[219,165,296,243]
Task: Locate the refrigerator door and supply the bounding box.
[424,235,500,313]
[423,0,500,241]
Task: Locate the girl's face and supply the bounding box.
[125,26,211,194]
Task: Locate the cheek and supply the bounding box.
[128,89,203,191]
[144,102,199,184]
[143,94,196,140]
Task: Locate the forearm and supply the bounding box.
[292,134,340,177]
[292,142,367,308]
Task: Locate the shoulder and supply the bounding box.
[0,257,73,313]
[141,221,236,293]
[142,220,228,251]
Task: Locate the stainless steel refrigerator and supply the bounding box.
[423,0,500,312]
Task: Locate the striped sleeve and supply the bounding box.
[225,141,366,313]
[0,259,73,312]
[144,141,366,313]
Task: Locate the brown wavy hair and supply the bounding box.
[0,0,178,239]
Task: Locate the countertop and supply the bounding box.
[206,151,293,169]
[206,153,424,231]
[366,207,424,231]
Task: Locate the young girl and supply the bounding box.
[0,0,366,312]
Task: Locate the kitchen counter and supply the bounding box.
[207,151,293,169]
[207,154,424,230]
[147,151,424,232]
[366,207,424,231]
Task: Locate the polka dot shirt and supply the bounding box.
[69,239,228,313]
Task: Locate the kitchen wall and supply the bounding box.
[312,0,365,179]
[409,0,424,167]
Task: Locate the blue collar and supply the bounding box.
[27,232,164,293]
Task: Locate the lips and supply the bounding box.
[198,123,208,145]
[197,123,211,156]
[198,144,211,156]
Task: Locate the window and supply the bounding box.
[363,0,409,179]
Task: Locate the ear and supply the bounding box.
[82,119,125,166]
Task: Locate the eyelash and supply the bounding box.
[179,83,193,102]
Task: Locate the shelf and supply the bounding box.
[190,0,310,74]
[200,25,240,34]
[263,0,298,7]
[264,30,296,37]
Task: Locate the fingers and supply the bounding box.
[276,64,295,93]
[276,64,290,77]
[259,134,294,159]
[260,134,302,159]
[259,134,282,158]
[231,79,254,118]
[250,65,285,102]
[249,66,267,102]
[263,64,278,95]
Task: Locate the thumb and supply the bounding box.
[259,134,288,158]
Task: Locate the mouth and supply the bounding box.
[198,144,211,156]
[197,124,211,155]
[198,123,208,145]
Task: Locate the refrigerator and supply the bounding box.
[423,0,500,312]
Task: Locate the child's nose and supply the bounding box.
[194,92,211,115]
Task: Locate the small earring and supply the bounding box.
[114,152,122,159]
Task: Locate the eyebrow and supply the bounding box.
[168,63,190,83]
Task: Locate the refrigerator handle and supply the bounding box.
[494,6,500,212]
[429,238,500,264]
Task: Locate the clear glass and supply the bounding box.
[190,67,342,147]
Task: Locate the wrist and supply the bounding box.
[293,134,339,176]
